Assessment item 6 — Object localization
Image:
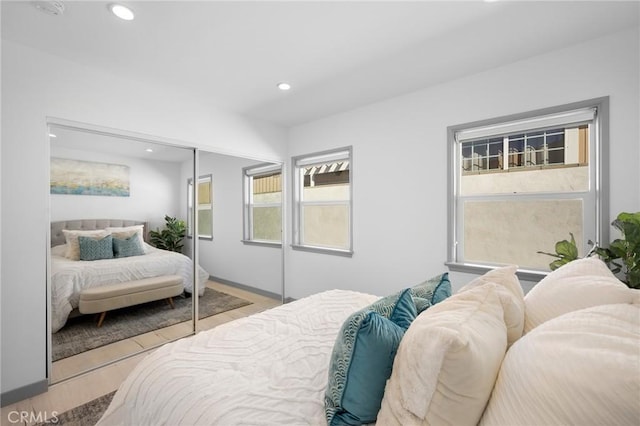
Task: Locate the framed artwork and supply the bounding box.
[50,158,130,197]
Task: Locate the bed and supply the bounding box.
[96,261,640,426]
[50,219,208,333]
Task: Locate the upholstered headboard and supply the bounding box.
[50,219,148,247]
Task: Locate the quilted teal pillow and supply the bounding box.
[78,235,113,261]
[325,288,417,426]
[412,272,452,309]
[113,235,145,258]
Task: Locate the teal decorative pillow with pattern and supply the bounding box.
[78,235,113,261]
[113,235,145,258]
[325,288,417,425]
[412,272,451,309]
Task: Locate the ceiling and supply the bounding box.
[49,124,196,162]
[2,1,639,127]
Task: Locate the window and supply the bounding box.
[292,147,352,255]
[448,98,608,275]
[187,174,213,239]
[243,163,282,245]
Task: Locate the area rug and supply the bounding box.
[52,288,251,361]
[36,391,115,426]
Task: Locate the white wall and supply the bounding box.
[286,27,640,299]
[50,147,183,230]
[0,40,286,398]
[194,152,283,296]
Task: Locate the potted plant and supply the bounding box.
[538,211,640,289]
[537,232,579,271]
[149,215,186,253]
[593,212,640,289]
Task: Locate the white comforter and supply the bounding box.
[97,289,380,426]
[51,243,209,333]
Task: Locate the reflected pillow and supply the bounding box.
[51,244,67,257]
[113,235,145,258]
[78,235,113,261]
[62,229,110,260]
[106,225,145,250]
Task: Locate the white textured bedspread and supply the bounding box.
[51,244,209,332]
[97,289,379,426]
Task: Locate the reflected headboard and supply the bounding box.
[50,219,148,247]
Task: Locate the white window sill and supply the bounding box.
[241,240,282,248]
[291,244,353,257]
[445,261,548,282]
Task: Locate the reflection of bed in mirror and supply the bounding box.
[50,219,208,333]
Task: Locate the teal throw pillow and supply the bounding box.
[412,272,452,310]
[325,289,417,426]
[413,296,431,314]
[78,235,113,261]
[113,235,145,258]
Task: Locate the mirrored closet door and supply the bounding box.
[193,151,284,334]
[48,123,198,384]
[48,123,286,384]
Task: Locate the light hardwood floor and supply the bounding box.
[1,281,281,426]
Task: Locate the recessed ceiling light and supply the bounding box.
[277,82,291,91]
[109,3,135,21]
[49,133,57,138]
[145,148,153,153]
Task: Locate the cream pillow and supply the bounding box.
[62,229,110,260]
[458,265,524,346]
[105,225,145,249]
[524,257,636,333]
[480,303,640,426]
[377,283,508,426]
[51,244,67,257]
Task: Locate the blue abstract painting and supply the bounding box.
[50,158,130,197]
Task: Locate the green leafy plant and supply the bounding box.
[537,232,579,271]
[149,215,186,253]
[593,212,640,289]
[538,212,640,289]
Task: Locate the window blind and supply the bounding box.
[456,107,596,142]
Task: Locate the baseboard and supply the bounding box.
[1,379,48,407]
[209,275,295,303]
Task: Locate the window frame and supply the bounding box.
[242,163,283,247]
[187,174,213,240]
[291,146,353,257]
[446,97,609,281]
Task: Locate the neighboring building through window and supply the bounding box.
[243,163,282,245]
[292,147,352,255]
[448,98,608,274]
[187,174,213,239]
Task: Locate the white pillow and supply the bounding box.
[480,303,640,426]
[524,257,636,333]
[105,225,145,249]
[62,229,110,260]
[377,283,508,426]
[458,265,524,346]
[51,244,67,257]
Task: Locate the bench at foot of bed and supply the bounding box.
[79,275,184,327]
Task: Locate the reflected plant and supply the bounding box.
[149,215,186,253]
